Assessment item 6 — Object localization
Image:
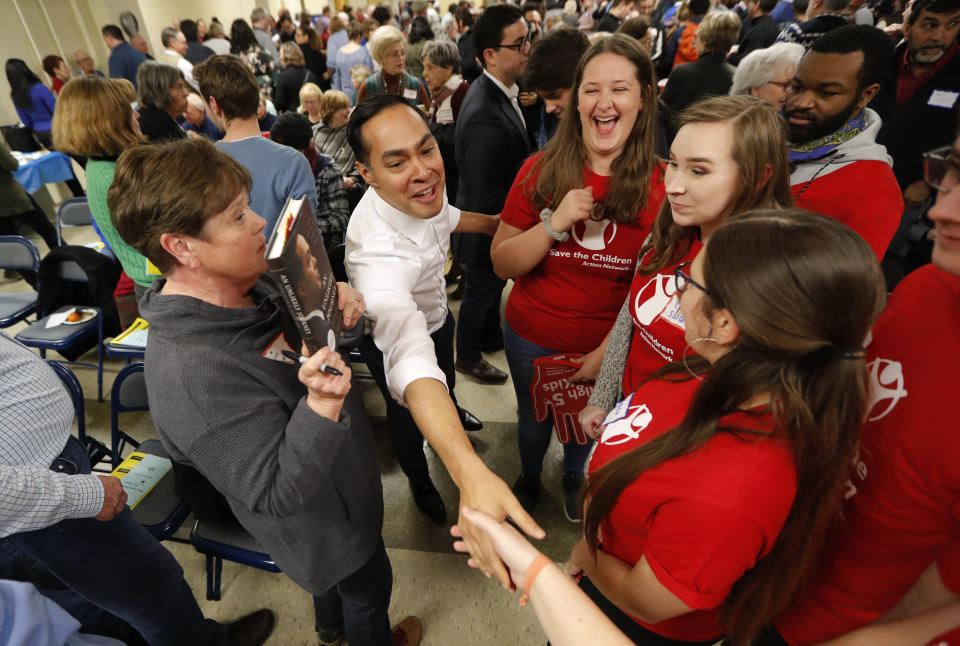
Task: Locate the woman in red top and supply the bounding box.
[490,34,665,521]
[581,95,794,437]
[566,210,886,645]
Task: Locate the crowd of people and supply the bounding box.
[2,0,959,644]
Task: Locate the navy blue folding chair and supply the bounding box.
[0,236,39,328]
[110,362,190,542]
[15,250,104,401]
[56,197,92,245]
[46,359,110,469]
[189,519,281,600]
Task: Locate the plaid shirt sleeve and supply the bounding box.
[315,160,351,249]
[0,467,103,538]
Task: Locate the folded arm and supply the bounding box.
[0,465,103,538]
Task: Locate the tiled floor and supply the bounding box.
[1,207,586,645]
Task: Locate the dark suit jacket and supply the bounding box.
[730,15,779,65]
[455,73,534,214]
[660,52,736,120]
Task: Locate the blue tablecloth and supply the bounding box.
[13,151,75,194]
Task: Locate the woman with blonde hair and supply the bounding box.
[491,34,666,520]
[356,25,430,108]
[298,81,324,125]
[52,76,154,296]
[581,95,794,437]
[312,89,364,203]
[275,41,318,113]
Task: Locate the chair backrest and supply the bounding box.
[46,359,85,441]
[110,361,148,463]
[0,236,41,272]
[56,197,93,245]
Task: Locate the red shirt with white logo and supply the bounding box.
[590,377,796,642]
[928,626,960,646]
[775,264,960,644]
[623,240,702,394]
[501,154,665,351]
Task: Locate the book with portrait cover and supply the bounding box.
[266,196,342,355]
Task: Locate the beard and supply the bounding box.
[910,41,948,64]
[785,94,860,144]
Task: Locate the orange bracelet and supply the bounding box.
[518,554,553,607]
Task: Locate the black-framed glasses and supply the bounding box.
[674,261,720,303]
[494,31,534,51]
[924,146,960,193]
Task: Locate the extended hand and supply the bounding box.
[578,404,609,440]
[551,187,595,233]
[568,345,604,383]
[343,176,356,189]
[336,282,365,330]
[565,538,592,578]
[452,507,544,590]
[94,475,127,521]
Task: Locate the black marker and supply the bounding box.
[281,350,343,376]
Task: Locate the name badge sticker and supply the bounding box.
[437,107,454,123]
[602,392,634,427]
[928,90,959,109]
[403,88,418,100]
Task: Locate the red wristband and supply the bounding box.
[518,554,553,607]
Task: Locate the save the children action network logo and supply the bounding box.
[600,393,654,446]
[571,218,618,250]
[633,273,685,330]
[865,358,908,422]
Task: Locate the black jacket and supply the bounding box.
[459,28,482,84]
[870,43,960,189]
[275,66,317,113]
[138,105,187,144]
[185,41,215,65]
[661,52,736,119]
[730,15,779,65]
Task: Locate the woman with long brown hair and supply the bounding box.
[581,95,793,436]
[567,209,886,645]
[490,34,665,521]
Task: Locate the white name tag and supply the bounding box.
[437,107,454,123]
[403,88,418,100]
[928,90,959,109]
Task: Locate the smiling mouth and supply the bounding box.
[411,185,438,202]
[594,115,618,135]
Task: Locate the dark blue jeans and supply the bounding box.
[0,436,226,646]
[359,311,457,489]
[504,321,594,480]
[313,539,393,646]
[455,233,506,363]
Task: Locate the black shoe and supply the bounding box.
[226,608,276,646]
[458,406,483,431]
[512,473,541,514]
[454,358,508,384]
[411,481,447,525]
[561,471,584,522]
[317,625,344,646]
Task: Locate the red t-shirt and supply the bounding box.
[623,240,702,394]
[792,160,902,260]
[501,154,665,351]
[590,378,796,642]
[776,264,960,644]
[929,627,960,646]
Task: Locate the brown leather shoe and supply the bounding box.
[391,616,422,646]
[454,358,508,383]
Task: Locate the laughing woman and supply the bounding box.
[490,34,665,521]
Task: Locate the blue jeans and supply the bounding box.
[313,539,393,646]
[0,437,226,646]
[455,233,506,363]
[504,322,594,480]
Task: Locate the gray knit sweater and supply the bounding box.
[140,278,382,593]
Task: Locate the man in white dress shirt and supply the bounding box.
[344,95,543,584]
[158,26,200,92]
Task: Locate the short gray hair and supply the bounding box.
[422,39,461,73]
[730,42,804,94]
[369,25,407,64]
[186,92,205,112]
[251,7,269,24]
[161,26,180,48]
[136,61,182,109]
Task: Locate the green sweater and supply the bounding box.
[86,159,155,287]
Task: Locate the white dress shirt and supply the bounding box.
[345,188,460,405]
[160,49,199,92]
[483,69,526,129]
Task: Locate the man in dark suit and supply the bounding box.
[730,0,781,64]
[454,4,535,383]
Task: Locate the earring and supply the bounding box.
[681,337,717,380]
[690,337,718,345]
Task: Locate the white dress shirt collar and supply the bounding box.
[368,187,451,245]
[483,68,519,100]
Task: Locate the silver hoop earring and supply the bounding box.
[690,337,718,345]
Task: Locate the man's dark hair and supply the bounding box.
[270,112,313,151]
[347,94,429,166]
[455,6,475,28]
[907,0,960,24]
[372,5,393,24]
[757,0,779,12]
[794,0,810,14]
[193,55,260,120]
[617,15,652,39]
[689,0,711,16]
[808,25,895,90]
[101,24,125,41]
[523,26,589,91]
[181,19,199,42]
[472,4,525,67]
[523,2,544,15]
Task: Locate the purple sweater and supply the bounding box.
[14,83,56,132]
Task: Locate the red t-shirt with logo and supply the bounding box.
[928,627,960,646]
[590,377,796,642]
[775,264,960,644]
[501,154,665,351]
[623,240,703,394]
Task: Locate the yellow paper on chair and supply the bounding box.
[110,452,172,508]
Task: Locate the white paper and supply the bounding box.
[45,308,76,329]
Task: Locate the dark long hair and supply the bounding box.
[639,95,794,274]
[525,33,658,225]
[230,19,258,54]
[6,59,42,111]
[583,209,886,645]
[408,15,434,44]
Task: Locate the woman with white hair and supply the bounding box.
[730,42,804,112]
[356,24,431,108]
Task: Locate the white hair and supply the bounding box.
[730,42,804,95]
[185,92,205,112]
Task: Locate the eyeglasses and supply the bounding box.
[764,80,790,90]
[924,146,960,193]
[494,31,534,51]
[674,261,721,304]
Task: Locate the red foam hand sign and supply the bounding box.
[529,354,594,446]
